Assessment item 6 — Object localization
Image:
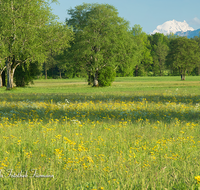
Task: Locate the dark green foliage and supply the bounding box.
[148,33,169,76]
[131,25,153,77]
[166,36,200,80]
[133,65,147,76]
[66,3,135,86]
[14,62,41,87]
[98,66,116,87]
[2,70,6,86]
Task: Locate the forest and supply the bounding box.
[0,1,200,89]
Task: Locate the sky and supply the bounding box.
[50,0,200,34]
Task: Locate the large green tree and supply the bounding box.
[66,3,136,86]
[166,37,200,80]
[149,33,169,76]
[0,0,73,89]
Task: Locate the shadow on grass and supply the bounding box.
[0,95,200,123]
[1,93,200,105]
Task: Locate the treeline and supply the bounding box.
[40,29,200,81]
[1,2,200,89]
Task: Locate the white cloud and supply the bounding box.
[188,17,200,26]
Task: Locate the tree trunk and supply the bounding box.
[45,69,47,79]
[7,68,14,89]
[160,68,162,76]
[0,75,2,88]
[181,74,185,80]
[135,65,138,77]
[59,70,62,79]
[93,71,99,87]
[44,62,47,79]
[6,58,20,90]
[6,59,14,90]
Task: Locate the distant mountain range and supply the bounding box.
[175,28,200,38]
[152,19,200,38]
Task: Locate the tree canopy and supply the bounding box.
[66,3,136,86]
[0,0,73,89]
[166,36,200,80]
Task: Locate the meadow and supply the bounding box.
[0,76,200,189]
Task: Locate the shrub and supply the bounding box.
[98,66,116,87]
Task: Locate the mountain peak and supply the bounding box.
[152,20,194,35]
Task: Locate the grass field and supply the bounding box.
[0,76,200,189]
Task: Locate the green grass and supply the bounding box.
[0,76,200,94]
[114,76,200,82]
[0,77,200,189]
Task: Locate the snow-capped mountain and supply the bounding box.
[175,28,200,38]
[152,19,194,35]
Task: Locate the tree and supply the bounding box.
[166,37,200,80]
[130,25,153,77]
[0,0,73,89]
[66,3,136,86]
[148,33,169,76]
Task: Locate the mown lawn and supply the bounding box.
[0,77,200,189]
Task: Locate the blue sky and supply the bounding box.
[50,0,200,34]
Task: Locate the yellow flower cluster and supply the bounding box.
[0,91,199,189]
[195,176,200,184]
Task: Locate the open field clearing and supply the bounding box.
[0,77,200,189]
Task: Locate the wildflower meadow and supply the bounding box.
[0,76,200,189]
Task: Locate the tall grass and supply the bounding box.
[0,77,200,189]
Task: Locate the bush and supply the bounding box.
[98,66,116,87]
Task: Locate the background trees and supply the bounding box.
[148,33,169,76]
[130,25,153,77]
[166,37,200,80]
[14,61,41,87]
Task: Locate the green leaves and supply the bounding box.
[0,0,74,88]
[148,33,169,76]
[166,37,200,77]
[67,3,136,86]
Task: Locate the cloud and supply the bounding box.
[188,17,200,26]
